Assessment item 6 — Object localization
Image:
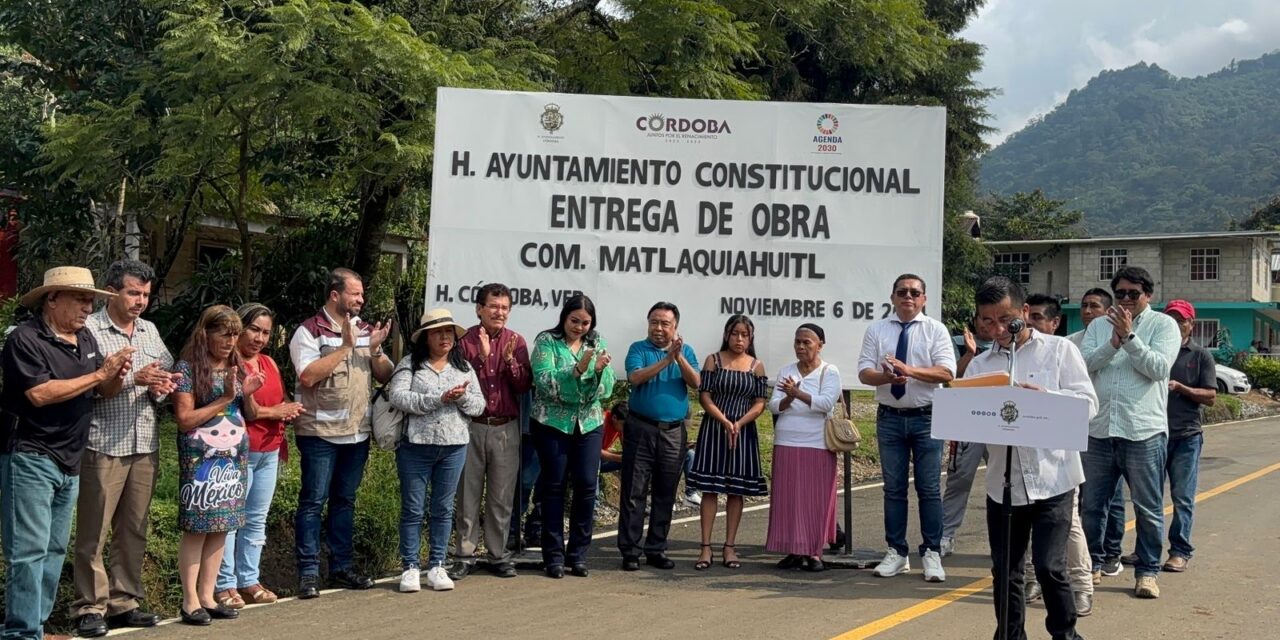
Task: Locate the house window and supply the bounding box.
[1271,251,1280,285]
[994,252,1031,284]
[1099,248,1128,281]
[1190,319,1219,348]
[195,242,232,268]
[1189,248,1219,281]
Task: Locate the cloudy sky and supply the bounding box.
[961,0,1280,146]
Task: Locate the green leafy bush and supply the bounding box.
[1241,356,1280,391]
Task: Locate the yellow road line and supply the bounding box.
[831,460,1280,640]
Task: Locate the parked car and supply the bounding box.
[1216,364,1250,395]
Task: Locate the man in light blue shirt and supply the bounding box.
[1079,266,1180,600]
[618,302,699,571]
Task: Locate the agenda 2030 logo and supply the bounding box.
[813,113,843,154]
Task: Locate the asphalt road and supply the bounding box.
[118,415,1280,640]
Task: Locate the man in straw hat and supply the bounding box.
[288,267,393,599]
[1,266,135,640]
[71,259,178,637]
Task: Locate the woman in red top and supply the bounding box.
[214,304,303,608]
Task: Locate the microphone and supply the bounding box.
[1006,319,1025,387]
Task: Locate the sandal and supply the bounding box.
[238,584,278,604]
[214,588,245,610]
[722,544,742,569]
[694,544,713,570]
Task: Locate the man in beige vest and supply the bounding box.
[289,268,392,599]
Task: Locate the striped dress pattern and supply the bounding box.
[686,354,769,497]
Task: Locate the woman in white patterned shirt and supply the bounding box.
[387,309,484,594]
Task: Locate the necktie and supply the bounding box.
[891,320,916,400]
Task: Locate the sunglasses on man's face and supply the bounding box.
[895,288,924,299]
[1112,289,1143,300]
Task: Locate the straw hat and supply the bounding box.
[410,308,467,343]
[19,266,116,309]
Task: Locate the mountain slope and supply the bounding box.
[980,53,1280,235]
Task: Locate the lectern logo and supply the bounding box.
[1000,401,1019,425]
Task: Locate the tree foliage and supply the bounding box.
[4,0,996,329]
[981,53,1280,235]
[977,189,1083,241]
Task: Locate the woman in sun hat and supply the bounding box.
[387,308,485,594]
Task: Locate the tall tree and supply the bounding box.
[978,189,1084,242]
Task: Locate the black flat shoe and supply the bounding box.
[180,608,211,626]
[329,568,375,590]
[622,556,640,571]
[645,553,676,570]
[76,613,108,638]
[803,557,827,572]
[491,562,518,578]
[777,554,803,570]
[205,604,239,619]
[448,562,474,581]
[297,574,321,599]
[570,562,589,577]
[545,565,565,579]
[107,609,160,628]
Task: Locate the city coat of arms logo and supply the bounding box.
[1000,401,1019,424]
[540,103,564,133]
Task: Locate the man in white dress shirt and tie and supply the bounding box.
[857,273,956,582]
[965,276,1096,640]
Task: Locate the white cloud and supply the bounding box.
[962,1,1280,145]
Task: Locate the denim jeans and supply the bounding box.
[1,453,79,640]
[1166,433,1203,559]
[1081,434,1166,577]
[294,437,370,576]
[217,450,280,590]
[876,408,944,556]
[535,420,603,567]
[507,433,542,546]
[396,442,467,569]
[1099,479,1126,559]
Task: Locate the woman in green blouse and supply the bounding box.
[531,293,615,578]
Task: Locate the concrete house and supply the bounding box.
[985,230,1280,352]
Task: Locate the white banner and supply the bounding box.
[426,88,945,386]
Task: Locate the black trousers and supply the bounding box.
[986,490,1081,640]
[617,414,687,557]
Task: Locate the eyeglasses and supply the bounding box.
[1112,289,1143,300]
[895,288,924,299]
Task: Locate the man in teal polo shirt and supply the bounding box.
[618,302,700,571]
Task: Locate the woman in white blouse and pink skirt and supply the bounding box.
[766,323,842,572]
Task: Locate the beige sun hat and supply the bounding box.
[19,266,117,309]
[410,308,467,343]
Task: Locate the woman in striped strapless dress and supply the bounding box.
[687,315,769,570]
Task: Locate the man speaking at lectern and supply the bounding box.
[963,276,1097,640]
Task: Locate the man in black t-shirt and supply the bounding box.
[1160,300,1216,573]
[1,267,132,640]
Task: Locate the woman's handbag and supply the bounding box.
[819,365,861,453]
[371,369,408,451]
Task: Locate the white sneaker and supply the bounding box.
[873,549,910,577]
[426,566,455,591]
[683,492,702,507]
[922,550,946,582]
[940,536,955,558]
[398,567,421,593]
